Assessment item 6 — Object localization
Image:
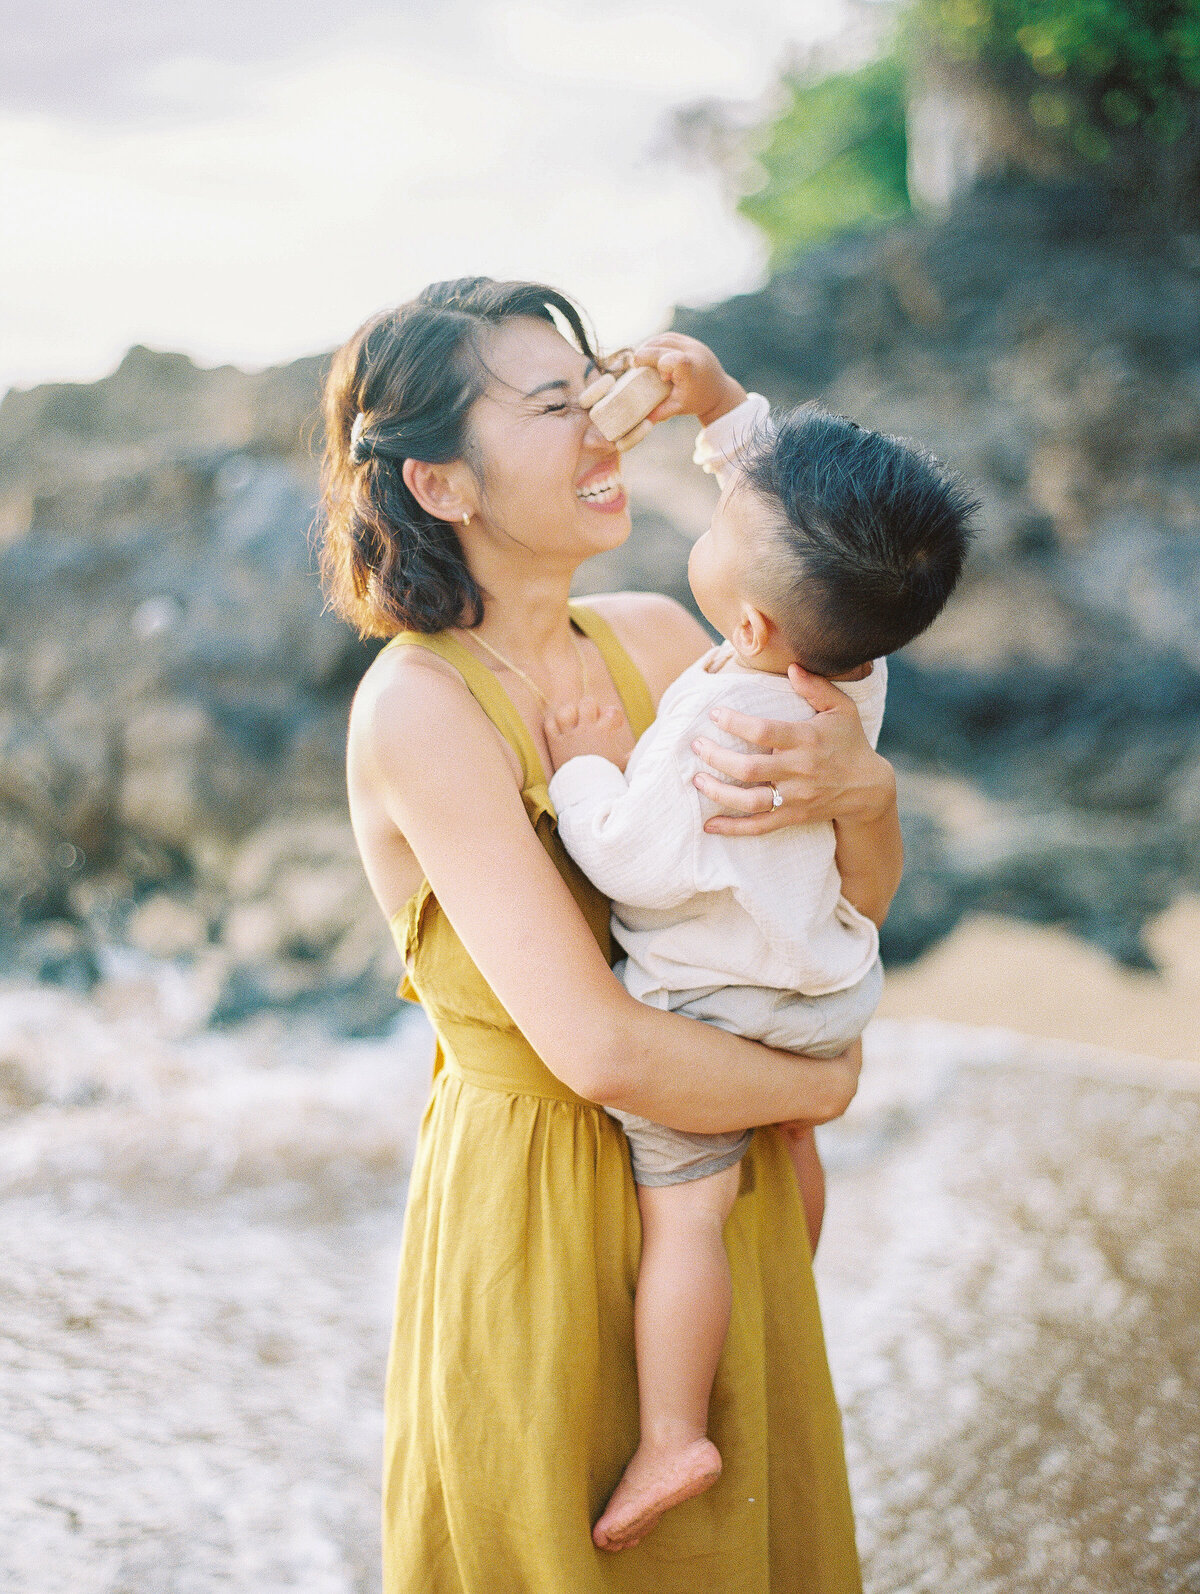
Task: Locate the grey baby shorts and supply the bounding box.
[608,956,883,1187]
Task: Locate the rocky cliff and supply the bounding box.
[0,346,391,1031]
[2,179,1197,1032]
[677,178,1200,969]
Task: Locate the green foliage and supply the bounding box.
[730,1,1198,262]
[737,57,911,268]
[912,0,1200,162]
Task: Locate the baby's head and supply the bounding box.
[689,406,978,677]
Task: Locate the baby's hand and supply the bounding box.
[544,698,635,774]
[629,332,748,432]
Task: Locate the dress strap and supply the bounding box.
[380,630,545,789]
[567,603,656,739]
[381,608,656,784]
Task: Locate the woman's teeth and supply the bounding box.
[575,473,623,504]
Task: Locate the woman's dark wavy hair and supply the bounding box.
[319,278,598,637]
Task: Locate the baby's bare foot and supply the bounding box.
[593,1437,722,1552]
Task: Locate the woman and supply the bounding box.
[319,278,901,1593]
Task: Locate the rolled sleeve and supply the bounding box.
[692,392,772,480]
[547,755,628,814]
[549,747,699,911]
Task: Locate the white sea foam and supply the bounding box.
[3,982,1196,1593]
[0,983,434,1212]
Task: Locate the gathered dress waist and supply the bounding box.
[432,1016,593,1108]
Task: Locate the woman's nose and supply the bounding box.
[581,412,609,451]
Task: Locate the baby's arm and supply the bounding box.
[545,706,701,912]
[627,331,771,488]
[626,332,750,436]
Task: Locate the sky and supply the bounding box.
[0,0,865,394]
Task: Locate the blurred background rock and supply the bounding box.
[2,0,1197,1053]
[3,5,1199,1592]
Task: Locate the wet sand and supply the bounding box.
[2,978,1197,1592]
[820,1021,1200,1594]
[877,896,1200,1067]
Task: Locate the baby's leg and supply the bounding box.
[675,967,883,1257]
[778,1124,825,1253]
[593,1161,741,1552]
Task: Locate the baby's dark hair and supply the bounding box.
[740,406,978,676]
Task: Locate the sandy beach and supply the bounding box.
[877,896,1199,1069]
[2,933,1197,1593]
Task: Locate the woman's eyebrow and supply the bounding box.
[523,360,597,400]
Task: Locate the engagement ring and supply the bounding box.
[769,784,783,810]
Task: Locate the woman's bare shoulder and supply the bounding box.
[580,591,714,706]
[350,641,464,739]
[348,640,522,785]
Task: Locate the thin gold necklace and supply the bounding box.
[465,625,589,709]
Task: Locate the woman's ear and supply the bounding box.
[731,603,773,661]
[402,458,474,524]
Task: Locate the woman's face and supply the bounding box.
[463,317,631,566]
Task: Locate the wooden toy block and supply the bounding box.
[585,365,671,443]
[578,372,616,408]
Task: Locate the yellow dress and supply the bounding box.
[381,604,861,1594]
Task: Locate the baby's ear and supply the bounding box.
[731,603,773,660]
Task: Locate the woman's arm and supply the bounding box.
[832,803,903,928]
[362,666,859,1134]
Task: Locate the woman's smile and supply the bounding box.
[575,458,627,514]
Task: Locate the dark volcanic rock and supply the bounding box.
[2,180,1198,1025]
[879,640,1200,968]
[676,179,1200,588]
[675,179,1200,972]
[0,349,392,1031]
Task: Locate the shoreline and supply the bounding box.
[876,895,1200,1069]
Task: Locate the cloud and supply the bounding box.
[0,0,849,387]
[1,0,418,122]
[6,0,845,124]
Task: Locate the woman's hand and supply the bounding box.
[776,1040,862,1132]
[690,666,897,835]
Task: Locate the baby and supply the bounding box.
[544,342,976,1552]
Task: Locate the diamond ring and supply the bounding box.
[769,784,783,810]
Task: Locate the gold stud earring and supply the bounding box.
[461,511,470,525]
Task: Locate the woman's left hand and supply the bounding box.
[690,666,897,834]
